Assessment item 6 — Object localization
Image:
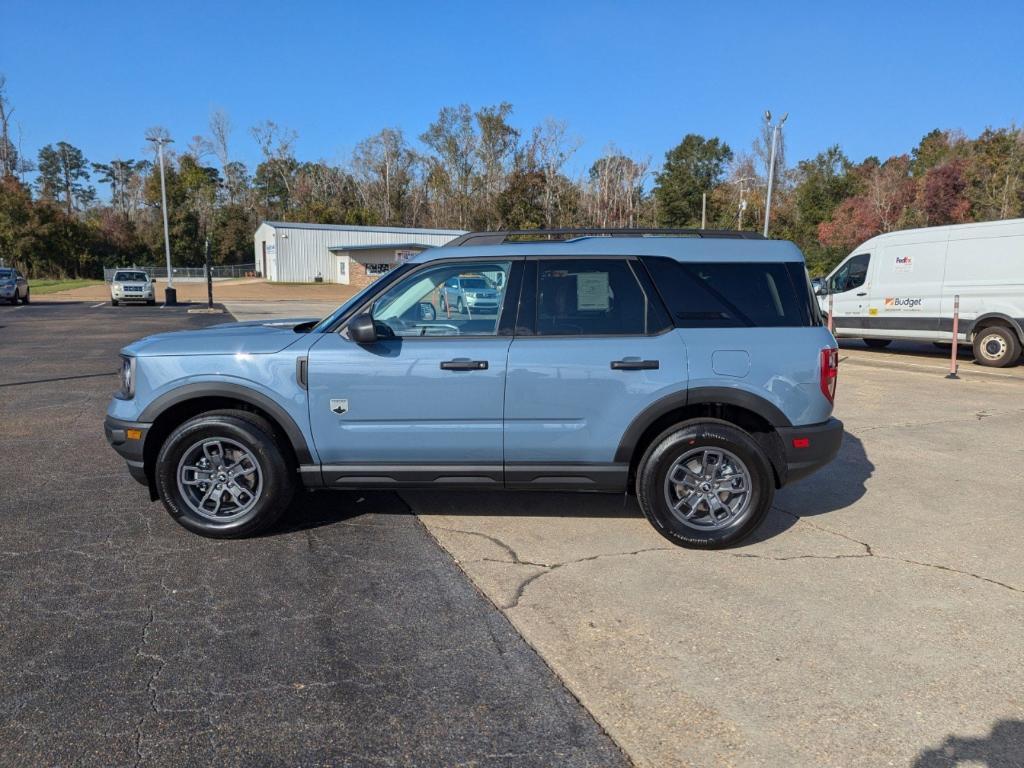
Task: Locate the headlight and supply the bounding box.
[117,356,136,399]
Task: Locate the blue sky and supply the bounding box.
[2,0,1023,193]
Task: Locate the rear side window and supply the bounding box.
[536,259,669,336]
[641,257,818,328]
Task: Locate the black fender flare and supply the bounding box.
[969,313,1024,344]
[139,382,314,464]
[614,386,791,464]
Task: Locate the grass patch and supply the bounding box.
[29,279,105,294]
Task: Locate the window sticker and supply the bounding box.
[577,272,610,311]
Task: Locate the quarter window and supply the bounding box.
[536,259,659,336]
[641,257,817,328]
[369,261,511,338]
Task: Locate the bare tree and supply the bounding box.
[351,128,418,225]
[251,120,298,209]
[527,118,582,228]
[583,145,650,227]
[0,74,17,179]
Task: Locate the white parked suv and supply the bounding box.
[439,274,503,314]
[110,270,156,306]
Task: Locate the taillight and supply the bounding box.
[820,347,838,403]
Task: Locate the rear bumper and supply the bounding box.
[777,418,844,486]
[104,415,151,485]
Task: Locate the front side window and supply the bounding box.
[537,259,656,336]
[369,260,511,337]
[829,253,870,294]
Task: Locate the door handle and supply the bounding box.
[440,359,488,371]
[856,292,868,297]
[611,359,660,370]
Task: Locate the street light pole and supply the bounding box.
[763,110,788,238]
[147,135,176,305]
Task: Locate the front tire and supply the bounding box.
[111,299,119,306]
[636,421,774,549]
[155,411,295,538]
[21,289,29,304]
[973,325,1021,368]
[863,338,891,349]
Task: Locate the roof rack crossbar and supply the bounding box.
[446,228,764,247]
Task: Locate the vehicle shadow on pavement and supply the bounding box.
[913,719,1024,767]
[267,490,411,535]
[747,430,874,544]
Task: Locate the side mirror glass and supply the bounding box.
[814,284,828,297]
[348,313,378,344]
[418,302,436,321]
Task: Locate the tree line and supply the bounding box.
[1,73,1022,279]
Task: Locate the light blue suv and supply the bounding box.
[105,229,842,548]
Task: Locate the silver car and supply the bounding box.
[439,275,502,314]
[110,270,156,306]
[0,268,29,304]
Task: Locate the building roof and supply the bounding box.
[261,221,466,236]
[327,242,436,253]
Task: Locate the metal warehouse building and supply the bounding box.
[253,222,465,286]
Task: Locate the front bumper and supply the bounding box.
[777,417,844,485]
[104,415,151,485]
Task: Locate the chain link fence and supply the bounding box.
[103,263,258,282]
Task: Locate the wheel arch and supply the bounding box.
[615,388,790,489]
[970,313,1024,343]
[140,384,313,499]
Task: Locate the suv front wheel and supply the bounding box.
[155,410,295,537]
[636,421,774,549]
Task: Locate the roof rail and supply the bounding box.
[446,227,765,247]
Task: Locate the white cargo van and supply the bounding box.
[817,218,1024,367]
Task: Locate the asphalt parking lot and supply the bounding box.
[2,299,1022,768]
[0,301,625,767]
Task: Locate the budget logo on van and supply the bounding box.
[884,296,923,311]
[894,255,914,272]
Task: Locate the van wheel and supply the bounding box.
[636,421,774,549]
[863,339,891,349]
[111,299,119,306]
[973,326,1021,368]
[154,410,295,538]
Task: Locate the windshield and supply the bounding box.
[460,278,489,289]
[114,271,148,282]
[310,262,414,333]
[0,269,14,279]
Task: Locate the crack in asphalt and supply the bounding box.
[132,606,165,768]
[0,370,117,388]
[854,406,1024,434]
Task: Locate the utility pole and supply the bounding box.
[701,193,707,229]
[735,176,753,230]
[147,135,176,306]
[763,110,788,238]
[205,236,214,310]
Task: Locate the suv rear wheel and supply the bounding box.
[154,410,295,537]
[636,420,774,549]
[863,338,891,349]
[972,325,1021,368]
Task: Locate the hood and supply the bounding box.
[124,317,318,357]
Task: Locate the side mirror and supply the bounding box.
[814,284,828,297]
[418,302,436,321]
[348,313,378,344]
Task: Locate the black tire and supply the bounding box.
[457,297,465,313]
[440,295,448,312]
[154,410,295,538]
[21,289,29,304]
[863,338,891,349]
[146,299,156,306]
[636,420,774,549]
[111,299,119,306]
[972,325,1021,368]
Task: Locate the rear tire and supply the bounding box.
[154,411,295,538]
[863,338,891,349]
[636,420,774,549]
[21,289,29,304]
[972,325,1021,368]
